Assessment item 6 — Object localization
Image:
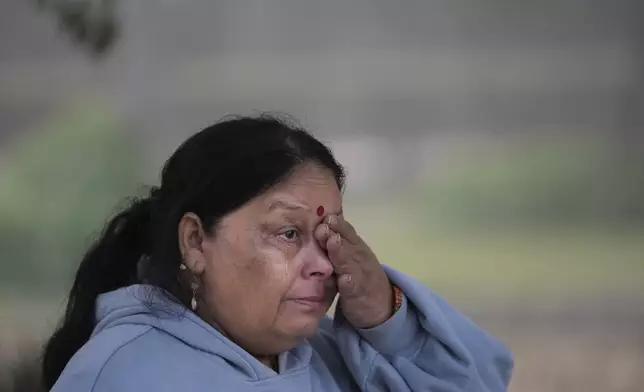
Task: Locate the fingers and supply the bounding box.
[325,230,342,256]
[314,222,348,272]
[314,223,340,256]
[314,215,361,276]
[314,222,331,249]
[325,215,360,245]
[314,215,360,248]
[337,273,357,296]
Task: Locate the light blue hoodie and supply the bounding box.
[51,266,513,391]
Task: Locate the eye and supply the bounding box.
[279,228,300,242]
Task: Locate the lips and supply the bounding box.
[290,297,326,310]
[296,296,325,302]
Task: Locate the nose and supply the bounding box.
[301,244,334,281]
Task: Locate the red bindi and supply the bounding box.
[316,205,325,217]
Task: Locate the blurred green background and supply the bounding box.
[2,1,644,391]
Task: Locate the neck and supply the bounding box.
[197,311,279,372]
[257,355,279,372]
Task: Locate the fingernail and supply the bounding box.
[335,234,341,245]
[328,215,336,226]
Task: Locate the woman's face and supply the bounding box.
[179,163,342,356]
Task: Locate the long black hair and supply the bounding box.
[41,114,345,389]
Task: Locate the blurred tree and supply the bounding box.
[619,0,644,147]
[0,102,145,293]
[423,141,644,228]
[35,0,119,57]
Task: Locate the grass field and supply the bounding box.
[346,197,644,301]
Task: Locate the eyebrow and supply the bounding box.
[266,199,343,216]
[267,200,310,212]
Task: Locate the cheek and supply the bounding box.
[203,233,297,307]
[252,235,298,293]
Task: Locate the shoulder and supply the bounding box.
[51,324,153,391]
[52,325,226,392]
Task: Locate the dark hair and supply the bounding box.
[41,114,345,389]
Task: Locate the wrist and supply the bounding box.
[392,283,404,313]
[356,282,402,328]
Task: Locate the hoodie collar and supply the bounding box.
[93,285,313,381]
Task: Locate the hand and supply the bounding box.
[315,215,394,329]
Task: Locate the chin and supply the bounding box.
[283,316,322,341]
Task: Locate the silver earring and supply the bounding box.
[180,263,198,311]
[190,281,198,311]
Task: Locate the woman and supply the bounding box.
[43,115,513,391]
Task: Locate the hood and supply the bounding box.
[92,284,313,380]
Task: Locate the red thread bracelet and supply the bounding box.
[392,284,404,312]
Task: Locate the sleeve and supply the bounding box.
[330,265,514,392]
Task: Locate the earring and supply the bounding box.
[180,263,199,311]
[190,281,198,311]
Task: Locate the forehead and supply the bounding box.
[217,164,341,234]
[261,164,342,213]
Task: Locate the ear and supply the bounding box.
[178,212,208,275]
